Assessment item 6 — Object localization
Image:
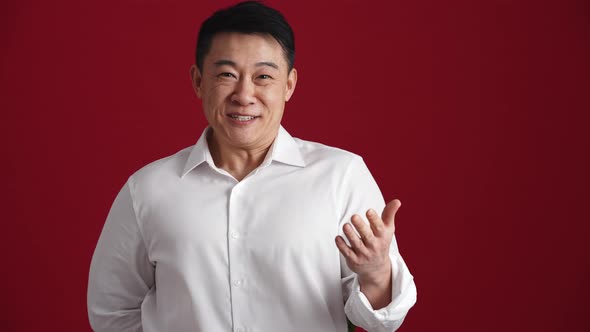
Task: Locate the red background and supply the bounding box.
[1,0,589,331]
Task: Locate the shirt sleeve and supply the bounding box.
[87,179,155,332]
[339,156,417,332]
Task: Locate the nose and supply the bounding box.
[231,78,256,105]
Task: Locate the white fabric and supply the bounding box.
[88,126,416,332]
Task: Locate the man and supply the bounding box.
[87,2,416,332]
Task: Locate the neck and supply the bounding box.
[207,131,273,181]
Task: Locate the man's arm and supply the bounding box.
[336,156,417,332]
[336,200,400,309]
[87,180,155,332]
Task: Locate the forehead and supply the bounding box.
[205,32,288,69]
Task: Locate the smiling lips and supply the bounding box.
[227,113,260,122]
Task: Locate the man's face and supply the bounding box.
[191,32,297,151]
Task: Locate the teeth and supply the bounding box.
[230,115,255,121]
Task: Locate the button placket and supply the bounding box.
[228,183,249,331]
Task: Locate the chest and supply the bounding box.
[138,165,342,263]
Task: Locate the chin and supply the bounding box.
[226,133,260,147]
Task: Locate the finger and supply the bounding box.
[342,223,366,253]
[381,199,401,229]
[351,214,375,243]
[366,208,386,237]
[335,236,358,261]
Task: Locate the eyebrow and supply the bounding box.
[255,61,279,70]
[213,59,236,67]
[213,59,279,70]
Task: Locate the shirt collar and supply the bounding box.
[181,125,306,178]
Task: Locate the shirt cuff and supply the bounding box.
[344,255,417,332]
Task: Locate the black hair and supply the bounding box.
[195,1,295,72]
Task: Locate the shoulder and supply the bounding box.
[293,136,364,170]
[292,137,384,213]
[128,145,193,186]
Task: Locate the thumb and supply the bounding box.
[382,199,401,228]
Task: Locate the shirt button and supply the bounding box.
[230,231,240,239]
[233,279,243,287]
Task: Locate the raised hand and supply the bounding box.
[335,199,401,308]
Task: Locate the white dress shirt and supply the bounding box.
[87,126,416,332]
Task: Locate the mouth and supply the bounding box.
[227,114,260,122]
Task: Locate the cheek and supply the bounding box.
[204,86,231,106]
[260,86,287,107]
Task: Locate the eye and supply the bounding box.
[258,74,272,80]
[218,72,236,78]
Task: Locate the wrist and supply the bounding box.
[357,261,393,310]
[358,260,392,288]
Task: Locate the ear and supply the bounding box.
[189,64,202,99]
[285,68,297,102]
